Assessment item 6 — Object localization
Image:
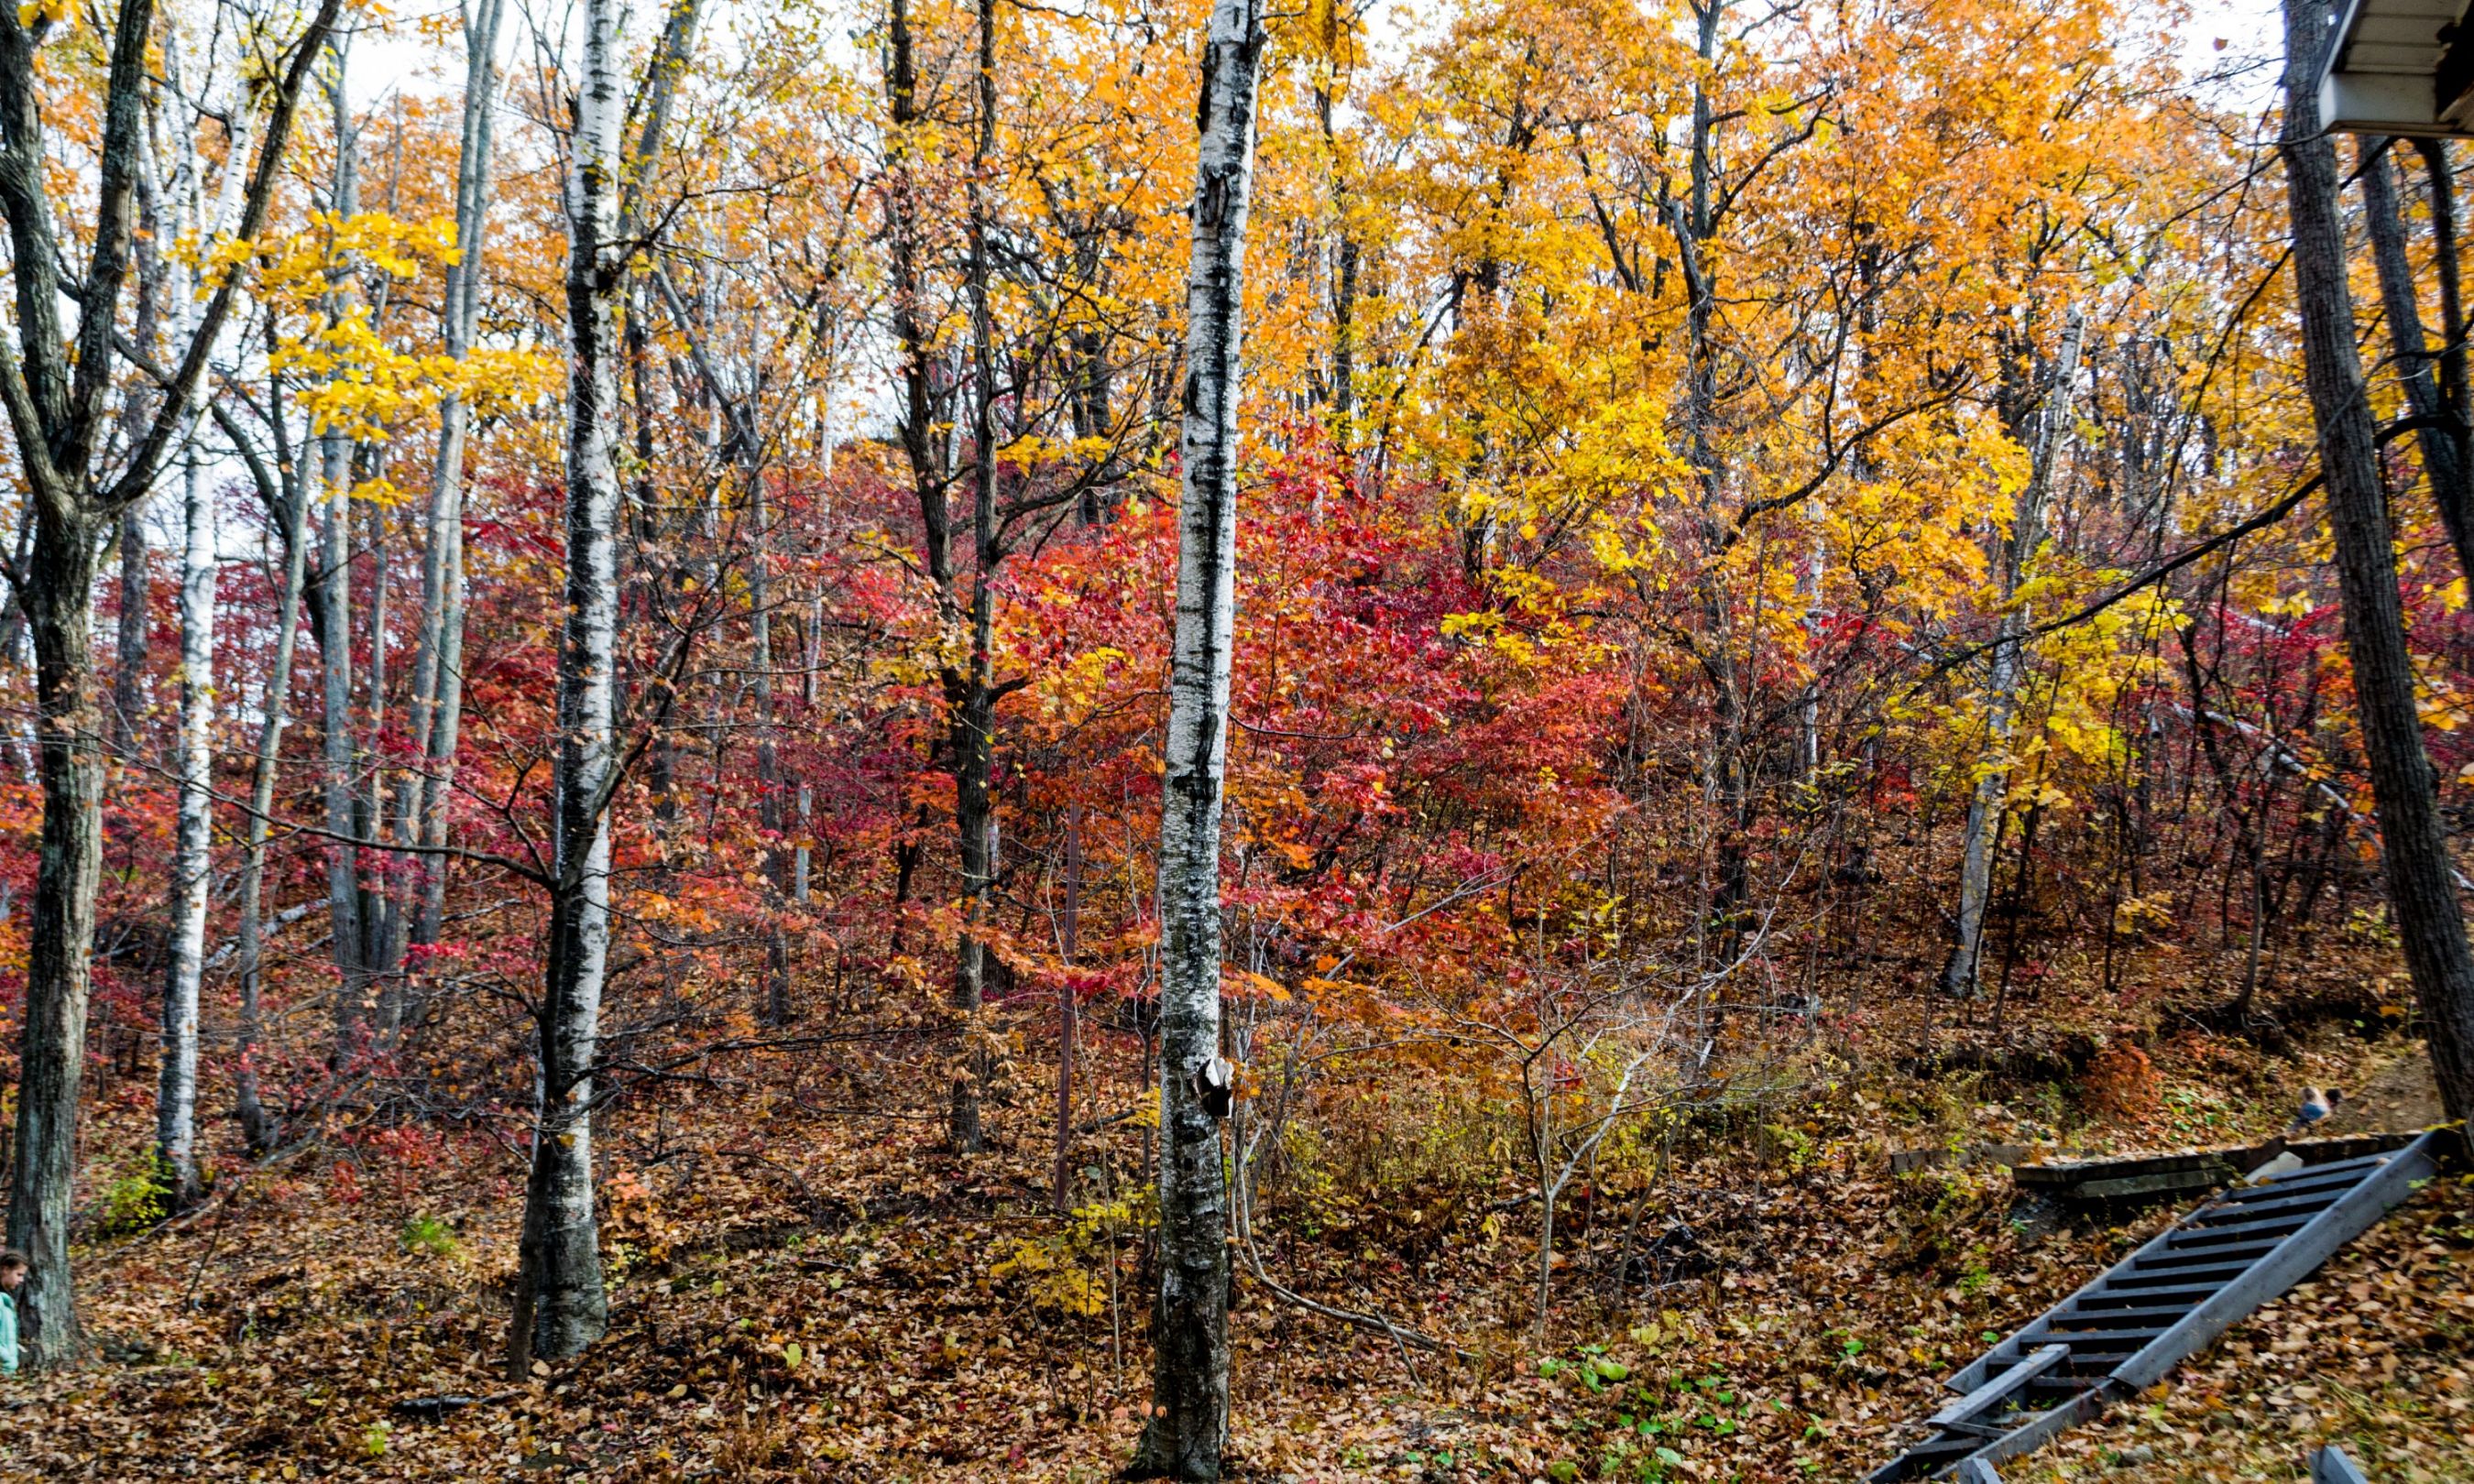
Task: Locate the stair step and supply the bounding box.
[2167,1219,2308,1249]
[2049,1304,2193,1328]
[1903,1434,1979,1454]
[2186,1189,2341,1227]
[2137,1238,2281,1265]
[2021,1326,2171,1348]
[2074,1282,2223,1308]
[2228,1155,2392,1198]
[2120,1252,2258,1276]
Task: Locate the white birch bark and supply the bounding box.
[1132,1,1264,1475]
[157,28,257,1203]
[155,453,214,1204]
[316,38,370,1051]
[512,0,626,1366]
[400,0,506,955]
[1942,313,2085,997]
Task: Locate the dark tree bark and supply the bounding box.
[880,0,1006,1153]
[2417,138,2472,557]
[2282,0,2474,1126]
[946,0,1005,1153]
[2359,136,2474,580]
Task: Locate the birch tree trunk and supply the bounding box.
[400,0,506,958]
[1313,1,1352,460]
[1130,1,1264,1475]
[317,40,371,1056]
[155,451,215,1206]
[1941,313,2084,997]
[511,0,628,1367]
[156,27,257,1201]
[2281,0,2474,1127]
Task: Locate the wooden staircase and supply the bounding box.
[1868,1129,2447,1481]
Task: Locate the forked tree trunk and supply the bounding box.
[1130,2,1264,1477]
[1942,313,2084,997]
[512,0,628,1369]
[2281,0,2474,1127]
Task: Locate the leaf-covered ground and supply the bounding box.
[4,1026,2467,1483]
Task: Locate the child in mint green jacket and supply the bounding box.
[0,1248,26,1374]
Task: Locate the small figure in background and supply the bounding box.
[2286,1086,2345,1140]
[0,1248,26,1375]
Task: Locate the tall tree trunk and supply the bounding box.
[1130,1,1264,1476]
[318,42,370,1057]
[879,25,943,800]
[156,28,251,1197]
[943,0,1005,1153]
[10,524,105,1370]
[400,0,506,973]
[1674,0,1749,974]
[1054,802,1081,1212]
[881,0,985,1148]
[235,442,312,1158]
[155,451,214,1206]
[2416,139,2471,529]
[2282,0,2474,1126]
[511,0,629,1368]
[362,450,399,1031]
[2360,138,2474,581]
[1942,313,2085,997]
[1314,1,1353,460]
[754,473,792,1025]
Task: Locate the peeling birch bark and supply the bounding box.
[1131,1,1264,1476]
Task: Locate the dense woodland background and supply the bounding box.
[2,0,2473,1477]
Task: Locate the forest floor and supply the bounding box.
[4,970,2471,1482]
